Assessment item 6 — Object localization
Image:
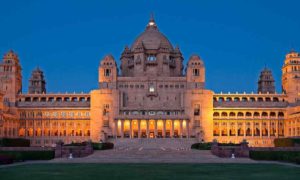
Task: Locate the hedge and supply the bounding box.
[274,138,300,147]
[0,151,55,161]
[0,138,30,147]
[0,154,13,164]
[92,142,114,150]
[191,143,212,150]
[250,151,300,164]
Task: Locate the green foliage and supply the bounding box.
[250,151,300,164]
[217,143,241,146]
[191,143,212,150]
[92,142,114,150]
[274,138,295,147]
[0,138,30,147]
[64,142,86,146]
[0,151,55,161]
[0,154,13,164]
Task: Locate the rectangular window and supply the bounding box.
[193,69,200,76]
[194,104,200,116]
[104,69,111,76]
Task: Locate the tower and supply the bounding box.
[0,50,22,106]
[186,55,205,88]
[257,67,275,94]
[28,67,46,94]
[98,55,118,89]
[282,50,300,103]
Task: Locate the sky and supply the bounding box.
[0,0,299,93]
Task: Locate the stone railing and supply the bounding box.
[54,141,93,158]
[17,101,90,108]
[211,141,250,158]
[214,101,288,108]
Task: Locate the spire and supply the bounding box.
[146,12,158,30]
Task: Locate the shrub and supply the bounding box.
[191,143,211,150]
[64,142,86,146]
[0,154,13,164]
[0,151,55,161]
[92,142,114,150]
[217,143,241,147]
[0,138,30,147]
[250,151,300,164]
[274,138,295,147]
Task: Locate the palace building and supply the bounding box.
[0,16,300,147]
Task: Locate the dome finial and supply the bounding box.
[146,12,157,30]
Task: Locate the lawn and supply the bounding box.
[0,163,299,180]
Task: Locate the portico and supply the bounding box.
[114,119,189,138]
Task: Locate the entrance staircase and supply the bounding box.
[108,138,198,150]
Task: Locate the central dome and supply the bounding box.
[131,17,173,50]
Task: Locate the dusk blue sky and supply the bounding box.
[0,0,299,93]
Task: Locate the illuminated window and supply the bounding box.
[149,84,155,93]
[147,55,156,61]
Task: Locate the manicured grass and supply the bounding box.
[0,163,299,180]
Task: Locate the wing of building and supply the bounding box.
[0,17,300,147]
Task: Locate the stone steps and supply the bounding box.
[108,138,198,150]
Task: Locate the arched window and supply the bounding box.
[229,112,236,117]
[246,112,252,117]
[213,112,220,117]
[278,112,284,117]
[262,112,268,117]
[237,112,244,117]
[254,112,260,117]
[221,112,228,117]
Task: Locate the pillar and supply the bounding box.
[268,120,270,137]
[138,120,141,138]
[114,121,118,138]
[163,120,166,138]
[276,120,278,138]
[243,122,246,138]
[121,120,124,138]
[171,120,174,138]
[259,121,262,138]
[146,120,149,138]
[154,120,158,138]
[180,120,183,138]
[186,121,190,138]
[252,121,254,137]
[129,120,132,138]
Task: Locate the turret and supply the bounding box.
[0,50,22,106]
[28,67,46,94]
[257,67,275,94]
[98,55,118,89]
[186,55,205,89]
[282,50,300,103]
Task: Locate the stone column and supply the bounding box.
[121,120,124,138]
[180,120,183,138]
[252,121,254,137]
[259,121,262,138]
[235,121,238,137]
[154,120,158,138]
[186,121,190,138]
[138,120,141,138]
[163,120,166,138]
[171,120,174,138]
[243,122,246,138]
[268,120,270,137]
[146,120,149,138]
[129,120,132,138]
[276,120,278,138]
[114,121,118,138]
[227,121,230,136]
